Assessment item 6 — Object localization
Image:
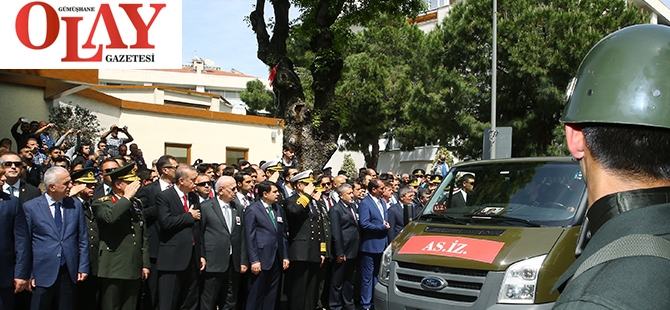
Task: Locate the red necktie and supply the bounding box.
[328,197,332,209]
[183,195,194,244]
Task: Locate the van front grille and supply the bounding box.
[394,261,488,303]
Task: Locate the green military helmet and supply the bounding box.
[562,24,670,128]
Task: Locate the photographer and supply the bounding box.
[100,124,134,157]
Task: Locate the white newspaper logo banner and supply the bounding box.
[1,0,181,69]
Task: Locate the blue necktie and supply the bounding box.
[54,202,63,234]
[54,202,65,265]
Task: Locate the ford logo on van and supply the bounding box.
[421,276,447,290]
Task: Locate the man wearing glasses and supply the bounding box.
[93,159,120,200]
[451,174,475,209]
[1,151,41,206]
[136,154,178,309]
[193,173,213,203]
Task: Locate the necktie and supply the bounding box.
[349,204,357,223]
[327,197,332,209]
[183,195,194,244]
[54,202,63,234]
[267,205,276,229]
[377,200,385,220]
[223,204,232,230]
[182,195,189,212]
[54,202,65,265]
[106,186,112,195]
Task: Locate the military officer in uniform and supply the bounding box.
[551,25,670,309]
[92,164,150,310]
[284,170,328,310]
[71,168,101,310]
[411,169,426,187]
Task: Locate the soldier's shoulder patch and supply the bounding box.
[97,196,111,202]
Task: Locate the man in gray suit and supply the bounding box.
[199,176,248,310]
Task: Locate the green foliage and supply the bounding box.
[48,104,102,146]
[335,15,432,167]
[340,153,358,179]
[432,147,455,167]
[396,0,647,158]
[240,79,277,116]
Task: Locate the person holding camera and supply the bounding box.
[100,125,134,157]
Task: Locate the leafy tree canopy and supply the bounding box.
[49,104,102,147]
[240,79,277,116]
[335,15,430,168]
[395,0,647,158]
[248,0,425,170]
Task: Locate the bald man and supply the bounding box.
[199,176,248,310]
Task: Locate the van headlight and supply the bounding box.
[497,255,546,304]
[378,245,393,286]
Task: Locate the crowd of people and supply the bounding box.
[0,117,451,310]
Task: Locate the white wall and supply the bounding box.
[56,94,283,165]
[0,82,52,149]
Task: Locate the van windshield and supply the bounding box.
[418,160,586,227]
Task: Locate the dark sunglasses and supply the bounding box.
[104,168,116,173]
[195,182,210,187]
[321,182,331,186]
[3,161,22,168]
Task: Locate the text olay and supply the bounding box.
[15,2,165,62]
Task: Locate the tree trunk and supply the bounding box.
[249,0,342,171]
[363,141,380,170]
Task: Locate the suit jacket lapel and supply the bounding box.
[61,199,71,239]
[230,201,240,233]
[258,202,276,230]
[210,199,229,232]
[171,187,184,213]
[38,196,60,236]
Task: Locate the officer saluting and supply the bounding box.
[70,168,101,310]
[92,163,150,310]
[285,170,328,310]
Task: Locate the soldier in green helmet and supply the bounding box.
[92,163,150,310]
[552,24,670,309]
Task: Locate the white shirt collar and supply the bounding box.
[159,179,171,191]
[174,186,186,200]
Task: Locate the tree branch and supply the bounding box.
[250,0,271,66]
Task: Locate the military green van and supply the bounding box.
[374,157,588,309]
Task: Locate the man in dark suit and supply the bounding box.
[22,166,89,310]
[329,183,359,310]
[135,154,178,309]
[0,161,31,309]
[233,171,255,210]
[156,164,202,310]
[245,181,289,310]
[1,151,41,204]
[2,151,41,310]
[70,168,101,310]
[199,176,248,310]
[451,174,475,209]
[284,170,327,310]
[358,179,389,310]
[387,186,414,243]
[92,164,150,310]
